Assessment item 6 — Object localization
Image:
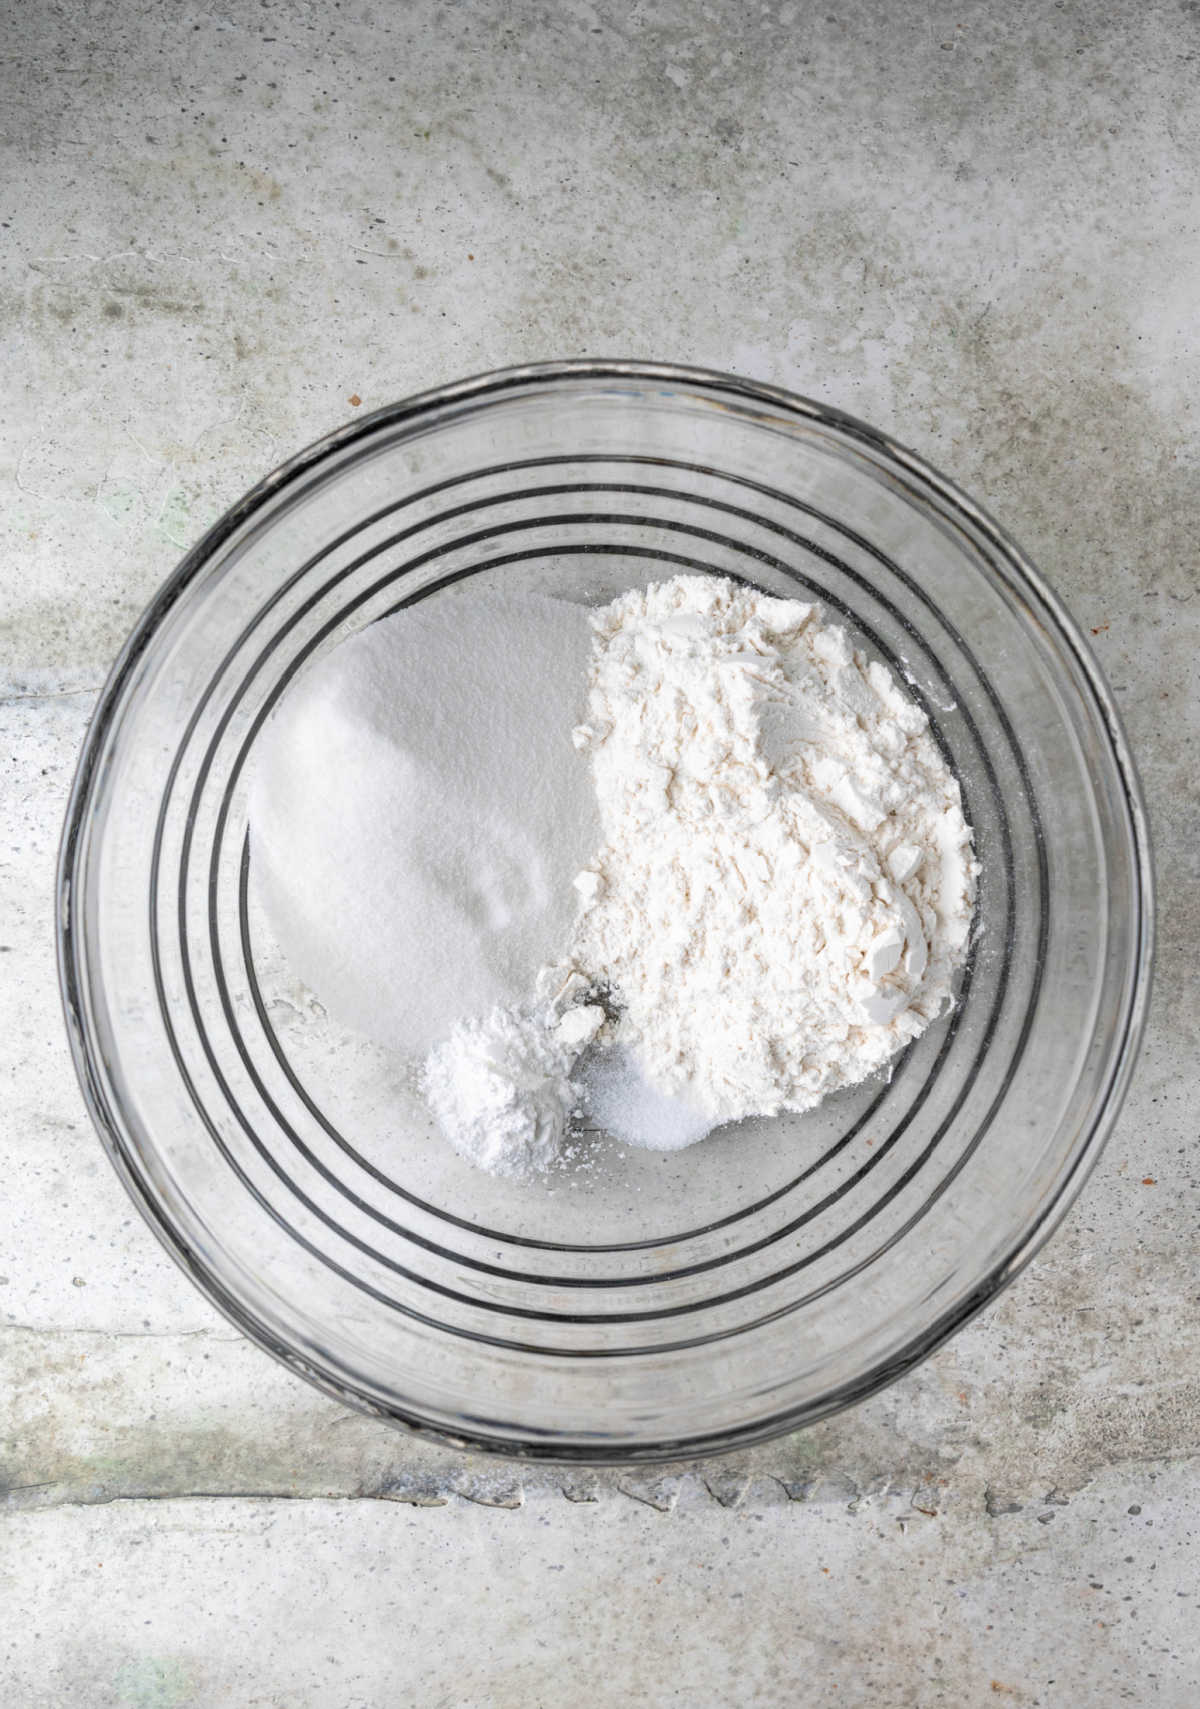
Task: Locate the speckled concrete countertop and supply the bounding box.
[3,1,1197,1703]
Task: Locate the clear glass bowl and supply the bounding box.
[58,362,1153,1461]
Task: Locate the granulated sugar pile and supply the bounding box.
[248,589,598,1058]
[250,576,978,1182]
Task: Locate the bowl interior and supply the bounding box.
[60,365,1151,1458]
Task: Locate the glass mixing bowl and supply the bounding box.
[58,362,1153,1461]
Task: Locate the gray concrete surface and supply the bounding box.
[2,0,1197,1703]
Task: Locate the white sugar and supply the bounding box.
[248,589,598,1058]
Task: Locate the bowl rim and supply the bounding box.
[56,358,1155,1463]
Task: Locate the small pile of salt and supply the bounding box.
[577,1045,714,1152]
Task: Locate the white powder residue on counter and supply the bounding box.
[563,575,978,1125]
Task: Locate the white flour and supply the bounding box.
[564,576,977,1124]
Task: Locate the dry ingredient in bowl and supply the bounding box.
[562,576,978,1122]
[248,589,598,1058]
[249,575,978,1182]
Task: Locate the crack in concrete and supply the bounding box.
[7,1447,1200,1516]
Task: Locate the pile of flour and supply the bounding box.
[563,576,977,1123]
[250,576,977,1181]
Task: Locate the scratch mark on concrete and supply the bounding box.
[0,687,104,706]
[1,1323,244,1340]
